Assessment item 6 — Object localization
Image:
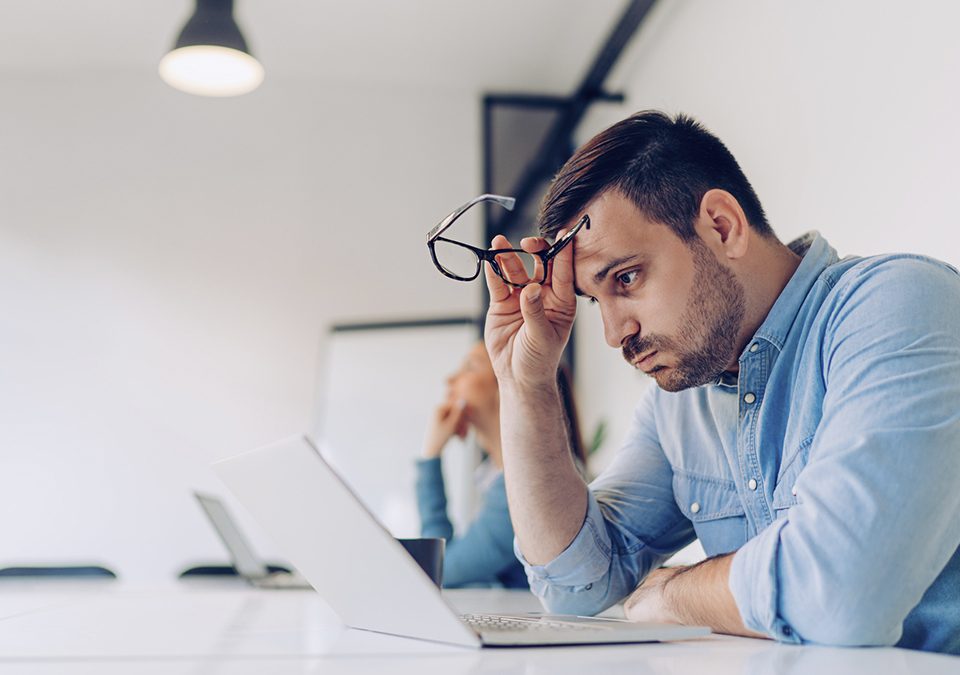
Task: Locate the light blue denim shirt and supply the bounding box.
[517,232,960,654]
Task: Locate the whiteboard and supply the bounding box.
[314,320,481,538]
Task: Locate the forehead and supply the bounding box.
[570,191,682,293]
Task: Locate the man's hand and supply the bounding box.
[422,399,467,459]
[483,233,577,389]
[623,567,681,624]
[481,230,587,565]
[623,554,768,639]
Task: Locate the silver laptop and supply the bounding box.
[213,435,710,647]
[193,492,312,589]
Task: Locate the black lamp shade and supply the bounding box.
[175,0,251,55]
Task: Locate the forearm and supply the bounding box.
[624,553,766,638]
[499,382,587,565]
[663,555,766,638]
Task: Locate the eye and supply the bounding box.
[616,268,641,288]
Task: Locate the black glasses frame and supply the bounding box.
[427,194,590,288]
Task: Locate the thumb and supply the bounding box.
[519,284,551,339]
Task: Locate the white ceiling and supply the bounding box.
[0,0,630,93]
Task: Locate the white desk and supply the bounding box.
[0,580,956,674]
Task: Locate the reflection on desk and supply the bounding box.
[0,581,955,674]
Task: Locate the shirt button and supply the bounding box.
[743,392,757,404]
[690,502,701,514]
[791,485,798,496]
[585,583,593,590]
[749,343,759,353]
[781,625,793,637]
[748,478,758,491]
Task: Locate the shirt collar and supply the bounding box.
[746,231,839,354]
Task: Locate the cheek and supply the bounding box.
[647,269,696,332]
[456,375,483,400]
[637,284,685,335]
[464,374,498,407]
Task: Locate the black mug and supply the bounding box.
[396,537,445,588]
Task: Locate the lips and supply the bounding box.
[635,351,658,372]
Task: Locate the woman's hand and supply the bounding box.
[422,398,468,459]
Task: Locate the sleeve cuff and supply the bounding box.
[415,456,443,481]
[513,493,612,587]
[729,518,801,644]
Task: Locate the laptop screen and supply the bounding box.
[194,492,270,579]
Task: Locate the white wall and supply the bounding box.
[0,73,480,580]
[5,0,959,581]
[575,0,960,473]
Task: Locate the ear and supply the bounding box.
[697,189,750,260]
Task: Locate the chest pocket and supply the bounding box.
[770,436,812,518]
[673,472,747,556]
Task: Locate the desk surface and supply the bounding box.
[0,580,956,674]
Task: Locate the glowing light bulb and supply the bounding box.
[159,45,264,97]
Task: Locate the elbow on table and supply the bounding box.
[782,604,903,648]
[534,579,619,618]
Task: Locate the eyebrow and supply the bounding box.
[574,254,643,297]
[595,254,641,283]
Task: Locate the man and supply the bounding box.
[483,110,960,653]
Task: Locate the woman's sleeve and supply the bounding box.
[439,473,520,588]
[415,457,454,541]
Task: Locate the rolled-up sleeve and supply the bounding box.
[517,387,696,616]
[729,519,801,643]
[729,258,960,646]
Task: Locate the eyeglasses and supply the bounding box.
[427,193,589,288]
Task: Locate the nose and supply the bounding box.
[600,301,640,349]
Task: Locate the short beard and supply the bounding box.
[622,240,746,392]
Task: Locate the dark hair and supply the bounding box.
[538,110,774,242]
[556,365,587,468]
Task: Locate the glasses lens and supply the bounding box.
[433,239,481,280]
[493,250,542,286]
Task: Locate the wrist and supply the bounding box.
[659,567,685,623]
[498,377,560,401]
[421,443,444,459]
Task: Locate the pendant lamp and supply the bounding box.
[159,0,264,97]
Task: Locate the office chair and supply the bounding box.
[0,565,117,578]
[178,563,291,578]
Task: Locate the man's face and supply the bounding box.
[572,191,746,392]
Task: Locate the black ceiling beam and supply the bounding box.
[485,92,624,109]
[495,0,658,234]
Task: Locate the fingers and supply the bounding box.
[484,235,514,302]
[520,236,548,284]
[441,398,466,421]
[518,283,552,344]
[424,399,467,458]
[550,228,576,303]
[454,416,469,440]
[491,235,532,287]
[484,255,510,302]
[450,399,469,439]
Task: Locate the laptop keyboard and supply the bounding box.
[460,613,597,632]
